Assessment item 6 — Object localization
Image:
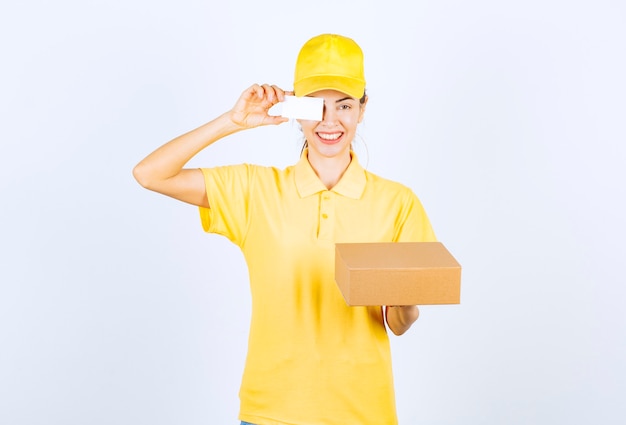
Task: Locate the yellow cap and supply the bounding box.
[293,34,366,99]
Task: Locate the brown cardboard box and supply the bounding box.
[334,242,461,306]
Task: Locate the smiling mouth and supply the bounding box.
[317,132,343,143]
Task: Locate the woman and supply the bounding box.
[134,34,436,425]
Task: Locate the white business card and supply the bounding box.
[271,95,323,121]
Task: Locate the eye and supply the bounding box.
[338,104,352,110]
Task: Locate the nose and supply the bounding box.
[321,103,337,124]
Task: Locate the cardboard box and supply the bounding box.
[334,242,461,306]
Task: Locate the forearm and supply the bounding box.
[133,112,240,189]
[385,305,419,336]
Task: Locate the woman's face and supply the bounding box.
[298,89,367,161]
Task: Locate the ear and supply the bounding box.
[358,96,368,123]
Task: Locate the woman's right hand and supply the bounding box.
[229,84,290,129]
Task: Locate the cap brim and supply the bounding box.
[294,75,365,99]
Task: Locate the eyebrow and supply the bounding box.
[307,95,356,103]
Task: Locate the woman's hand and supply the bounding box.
[229,84,291,129]
[385,305,420,336]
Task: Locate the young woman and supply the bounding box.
[134,34,436,425]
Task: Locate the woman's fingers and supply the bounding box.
[231,84,291,128]
[247,83,291,105]
[260,83,274,101]
[261,83,289,104]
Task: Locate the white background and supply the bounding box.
[1,1,625,424]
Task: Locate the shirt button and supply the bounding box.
[321,213,328,219]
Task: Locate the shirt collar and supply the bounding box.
[294,149,366,199]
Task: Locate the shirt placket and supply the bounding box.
[318,190,336,241]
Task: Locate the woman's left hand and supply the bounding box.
[385,305,420,336]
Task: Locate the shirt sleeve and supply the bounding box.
[394,189,437,243]
[198,164,253,246]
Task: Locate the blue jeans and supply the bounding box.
[241,422,256,425]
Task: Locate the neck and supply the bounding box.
[306,150,352,190]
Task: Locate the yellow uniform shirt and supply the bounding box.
[199,151,436,425]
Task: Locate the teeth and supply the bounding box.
[318,132,341,141]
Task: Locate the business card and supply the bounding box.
[272,95,323,121]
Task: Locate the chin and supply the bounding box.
[312,140,351,156]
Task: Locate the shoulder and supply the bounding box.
[248,163,297,182]
[200,163,297,191]
[364,169,417,197]
[200,163,294,177]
